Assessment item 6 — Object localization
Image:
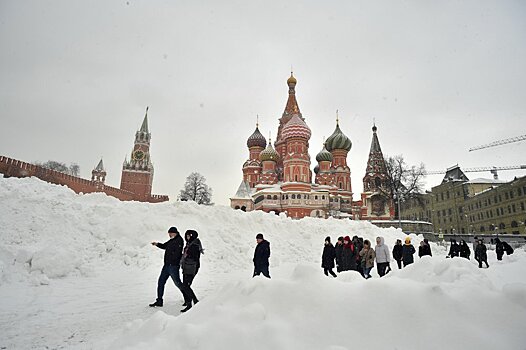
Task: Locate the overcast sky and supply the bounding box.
[1,0,525,205]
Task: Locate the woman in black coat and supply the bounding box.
[392,239,403,269]
[475,239,489,268]
[340,236,357,271]
[459,240,471,259]
[180,230,201,312]
[322,237,337,277]
[334,237,344,272]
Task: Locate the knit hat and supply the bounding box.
[325,236,331,243]
[405,237,411,244]
[168,227,179,234]
[344,236,351,242]
[256,233,264,240]
[337,236,344,242]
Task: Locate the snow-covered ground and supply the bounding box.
[1,177,525,349]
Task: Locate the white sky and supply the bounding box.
[1,0,525,205]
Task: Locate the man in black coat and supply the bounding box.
[475,239,489,268]
[253,233,271,278]
[149,226,185,307]
[392,239,403,269]
[322,236,337,277]
[495,238,504,260]
[335,236,344,272]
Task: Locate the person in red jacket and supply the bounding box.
[340,236,357,271]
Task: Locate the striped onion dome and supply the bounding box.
[281,114,311,140]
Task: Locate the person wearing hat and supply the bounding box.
[475,238,489,268]
[321,237,337,277]
[149,226,184,307]
[253,233,271,278]
[180,230,202,312]
[402,236,416,267]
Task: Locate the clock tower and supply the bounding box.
[120,107,155,201]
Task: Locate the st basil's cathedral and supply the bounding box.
[230,73,395,220]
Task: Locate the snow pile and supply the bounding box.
[1,176,525,350]
[113,259,526,350]
[0,177,410,285]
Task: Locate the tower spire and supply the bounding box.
[256,114,259,128]
[140,106,149,133]
[284,71,300,116]
[336,109,339,126]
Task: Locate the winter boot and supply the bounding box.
[149,299,163,307]
[181,302,192,313]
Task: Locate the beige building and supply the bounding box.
[400,166,526,236]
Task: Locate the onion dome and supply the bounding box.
[325,122,352,152]
[314,164,320,174]
[247,126,267,148]
[260,141,279,162]
[281,114,311,140]
[316,144,333,162]
[287,72,297,85]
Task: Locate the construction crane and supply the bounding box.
[425,165,526,179]
[469,134,526,152]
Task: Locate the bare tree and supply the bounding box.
[35,160,81,176]
[178,172,213,205]
[382,155,426,217]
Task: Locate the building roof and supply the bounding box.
[442,165,469,183]
[94,158,104,171]
[247,126,267,149]
[232,180,253,199]
[283,72,301,116]
[325,121,352,152]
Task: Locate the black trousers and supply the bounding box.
[181,273,197,303]
[396,259,402,269]
[253,265,270,278]
[377,262,389,277]
[323,268,337,277]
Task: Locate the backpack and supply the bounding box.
[503,242,514,255]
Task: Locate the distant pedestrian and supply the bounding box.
[495,238,505,261]
[180,230,201,312]
[321,237,337,278]
[393,239,403,269]
[459,240,471,260]
[149,226,184,307]
[359,239,376,279]
[402,237,416,267]
[418,240,432,258]
[475,239,489,268]
[447,239,460,258]
[340,236,357,272]
[353,236,364,275]
[253,233,271,278]
[335,236,344,272]
[375,236,390,277]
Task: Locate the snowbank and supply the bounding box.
[113,259,526,350]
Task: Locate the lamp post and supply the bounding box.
[395,191,402,229]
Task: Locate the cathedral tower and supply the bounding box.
[243,121,266,188]
[120,107,154,201]
[315,143,335,186]
[361,124,394,219]
[91,158,106,190]
[325,113,353,195]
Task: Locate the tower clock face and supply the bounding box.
[133,150,145,161]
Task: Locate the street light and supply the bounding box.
[395,190,402,229]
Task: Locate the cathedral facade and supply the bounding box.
[230,74,394,220]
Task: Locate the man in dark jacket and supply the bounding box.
[402,237,416,267]
[253,233,271,278]
[475,239,489,268]
[335,236,344,272]
[149,226,184,307]
[495,238,504,261]
[447,239,460,258]
[459,240,471,259]
[392,239,403,269]
[322,236,337,277]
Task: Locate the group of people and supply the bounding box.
[447,237,514,268]
[149,227,203,313]
[321,235,427,279]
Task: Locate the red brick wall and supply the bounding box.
[0,155,168,203]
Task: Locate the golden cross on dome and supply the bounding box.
[336,109,339,125]
[256,114,259,128]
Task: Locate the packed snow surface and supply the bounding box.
[1,177,525,349]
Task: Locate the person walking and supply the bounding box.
[340,236,357,272]
[393,239,403,269]
[402,237,416,267]
[459,240,471,260]
[475,238,489,268]
[375,236,390,277]
[253,233,271,278]
[335,236,344,272]
[359,239,376,279]
[322,237,337,277]
[180,230,201,312]
[149,226,184,307]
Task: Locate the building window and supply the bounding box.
[322,195,325,200]
[441,193,444,201]
[505,192,509,200]
[512,204,516,212]
[448,208,452,215]
[521,202,525,211]
[480,226,485,232]
[519,187,523,196]
[315,195,318,200]
[267,195,271,200]
[508,205,511,214]
[510,191,514,199]
[446,191,450,199]
[273,195,277,200]
[291,194,296,199]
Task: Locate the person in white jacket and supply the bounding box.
[375,236,391,277]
